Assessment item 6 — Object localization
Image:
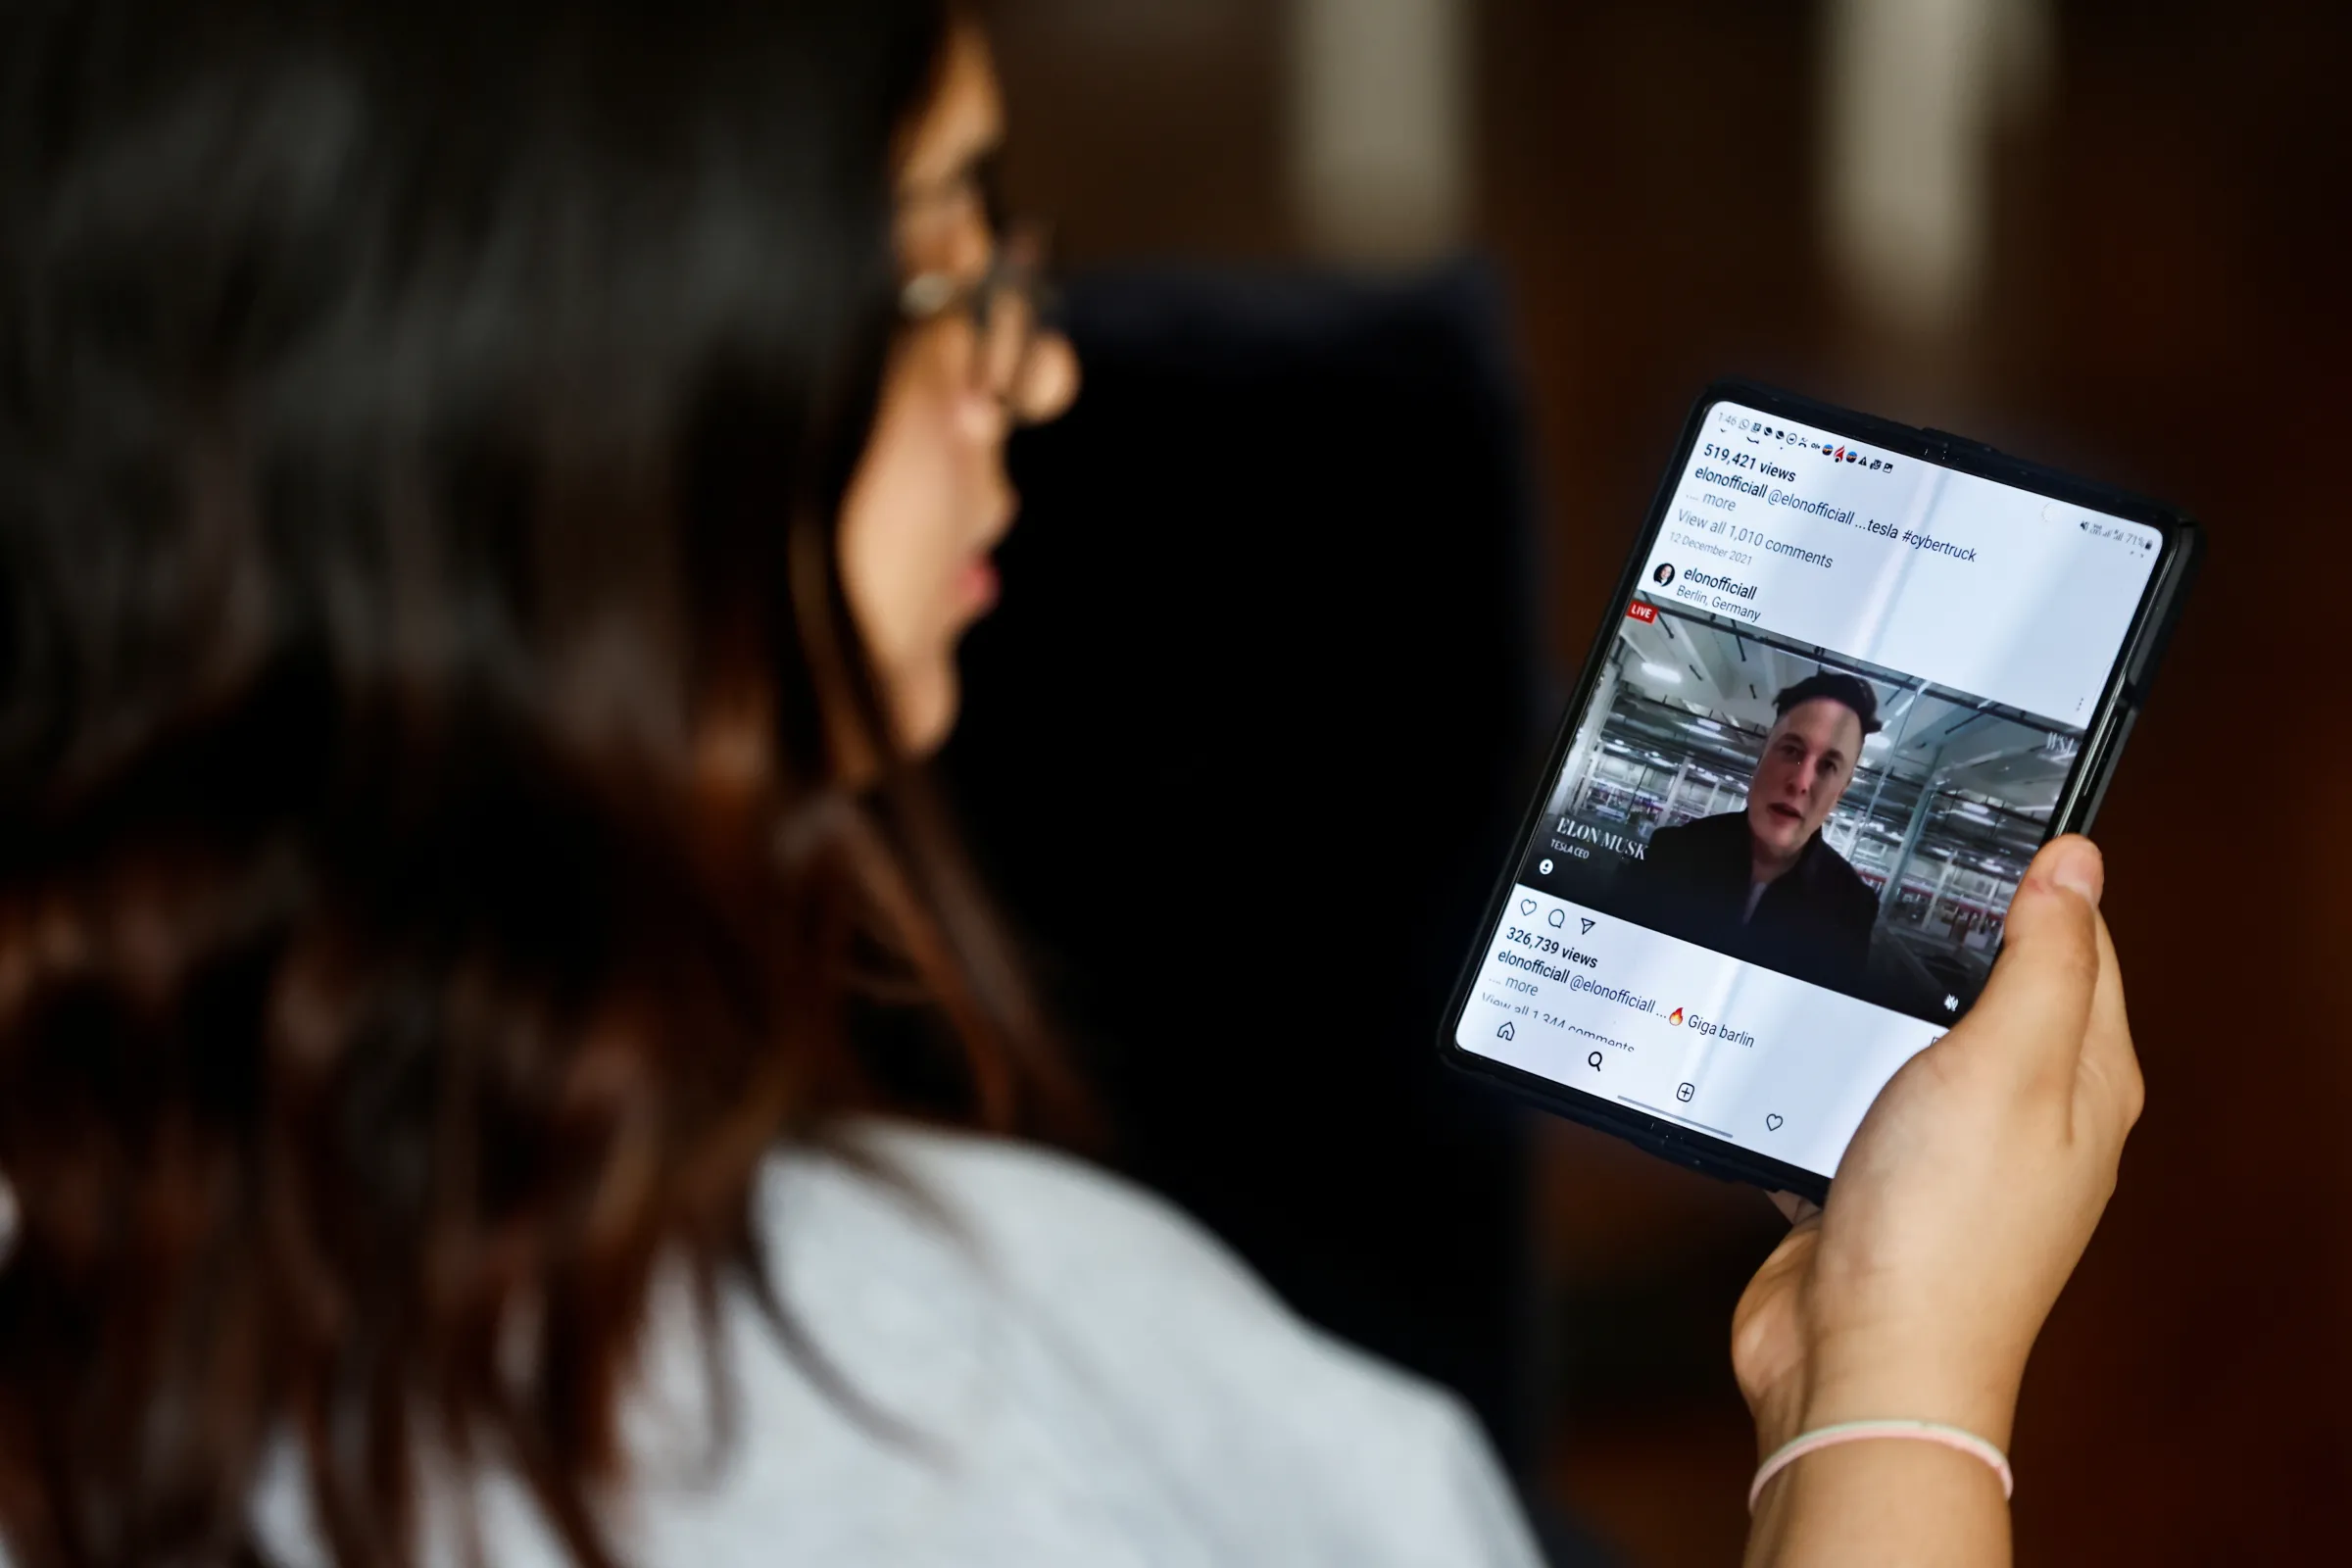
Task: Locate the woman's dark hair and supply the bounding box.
[0,2,1058,1563]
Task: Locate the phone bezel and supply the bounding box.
[1438,377,2205,1201]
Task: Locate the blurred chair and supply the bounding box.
[942,261,1564,1486]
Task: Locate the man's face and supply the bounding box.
[1745,698,1864,863]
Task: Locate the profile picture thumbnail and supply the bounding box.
[1652,563,1677,587]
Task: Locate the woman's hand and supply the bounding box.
[1733,835,2143,1461]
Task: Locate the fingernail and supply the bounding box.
[2049,839,2105,906]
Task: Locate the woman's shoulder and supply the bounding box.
[241,1122,1544,1566]
[773,1120,1270,1302]
[725,1120,1542,1565]
[756,1119,1428,1436]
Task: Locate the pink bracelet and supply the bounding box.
[1748,1420,2014,1511]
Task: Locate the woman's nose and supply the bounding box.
[1014,328,1081,426]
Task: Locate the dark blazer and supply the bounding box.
[1615,809,1878,994]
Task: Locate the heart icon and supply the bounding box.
[1765,1114,1785,1132]
[1518,899,1537,916]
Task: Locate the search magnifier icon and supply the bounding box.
[1587,1052,1604,1071]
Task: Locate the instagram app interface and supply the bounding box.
[1457,401,2162,1180]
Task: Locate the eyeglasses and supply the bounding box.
[897,222,1057,421]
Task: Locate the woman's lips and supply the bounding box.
[1767,803,1803,821]
[956,556,1000,615]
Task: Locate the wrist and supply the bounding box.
[1790,1351,2022,1454]
[1794,1386,2019,1458]
[1752,1338,2023,1456]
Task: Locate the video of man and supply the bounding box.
[1527,598,2086,1023]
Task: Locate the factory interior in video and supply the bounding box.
[1544,599,2086,1012]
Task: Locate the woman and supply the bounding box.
[0,2,2139,1564]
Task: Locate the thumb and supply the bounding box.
[1947,835,2105,1091]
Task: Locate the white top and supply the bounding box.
[237,1122,1544,1566]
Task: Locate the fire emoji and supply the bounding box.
[1667,1007,1686,1026]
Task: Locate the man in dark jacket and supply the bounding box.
[1616,672,1883,994]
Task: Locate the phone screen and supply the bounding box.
[1453,397,2165,1183]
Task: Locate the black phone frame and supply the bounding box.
[1438,377,2205,1202]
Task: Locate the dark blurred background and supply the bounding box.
[947,0,2351,1560]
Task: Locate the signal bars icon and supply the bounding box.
[2080,518,2157,552]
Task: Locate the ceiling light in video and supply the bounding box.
[1641,662,1684,683]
